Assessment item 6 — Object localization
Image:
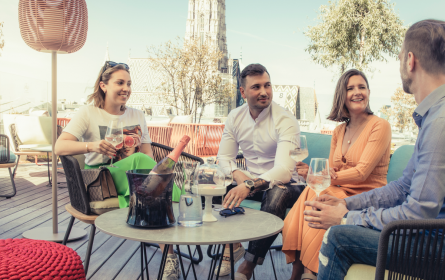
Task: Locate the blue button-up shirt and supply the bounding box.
[345,84,445,230]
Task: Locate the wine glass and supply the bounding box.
[306,158,331,198]
[105,120,123,168]
[289,135,308,184]
[181,162,200,193]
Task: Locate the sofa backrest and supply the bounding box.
[387,145,414,182]
[14,115,52,145]
[294,132,414,183]
[301,132,332,165]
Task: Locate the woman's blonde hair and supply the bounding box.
[87,64,130,111]
[327,69,373,122]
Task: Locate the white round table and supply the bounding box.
[95,204,283,280]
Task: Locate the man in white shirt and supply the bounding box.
[217,64,304,280]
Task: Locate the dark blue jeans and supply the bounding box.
[235,182,304,265]
[318,225,445,279]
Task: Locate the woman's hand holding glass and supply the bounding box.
[105,120,123,168]
[89,140,116,157]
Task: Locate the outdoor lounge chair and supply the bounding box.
[0,134,17,198]
[8,119,63,177]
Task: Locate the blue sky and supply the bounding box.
[0,0,444,119]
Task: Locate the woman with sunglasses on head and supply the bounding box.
[55,62,181,280]
[281,69,392,280]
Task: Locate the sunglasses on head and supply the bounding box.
[101,61,129,77]
[219,207,245,218]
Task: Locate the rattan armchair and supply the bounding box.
[60,142,205,277]
[0,134,17,198]
[59,155,97,275]
[375,219,445,280]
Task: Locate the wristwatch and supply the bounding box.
[244,180,255,192]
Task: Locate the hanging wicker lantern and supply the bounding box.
[18,0,88,54]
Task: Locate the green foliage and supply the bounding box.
[380,87,417,132]
[0,22,4,56]
[305,0,407,74]
[147,37,235,123]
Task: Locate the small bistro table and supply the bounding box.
[95,204,284,280]
[33,145,66,187]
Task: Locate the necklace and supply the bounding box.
[346,118,370,145]
[342,117,371,163]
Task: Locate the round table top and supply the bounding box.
[32,145,53,152]
[95,204,284,245]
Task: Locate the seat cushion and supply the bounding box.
[0,147,16,163]
[90,197,120,215]
[345,264,389,280]
[14,115,52,145]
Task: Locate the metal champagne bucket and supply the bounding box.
[126,169,175,228]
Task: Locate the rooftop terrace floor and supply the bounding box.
[0,163,292,279]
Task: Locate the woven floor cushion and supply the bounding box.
[0,238,85,280]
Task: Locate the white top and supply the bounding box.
[217,101,300,184]
[64,105,151,166]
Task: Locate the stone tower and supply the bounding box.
[185,0,228,72]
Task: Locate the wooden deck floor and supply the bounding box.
[0,163,292,280]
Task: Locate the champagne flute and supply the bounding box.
[105,120,123,168]
[289,135,309,184]
[306,158,331,198]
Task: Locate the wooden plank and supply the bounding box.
[0,200,72,239]
[0,190,69,226]
[90,239,141,280]
[85,236,126,279]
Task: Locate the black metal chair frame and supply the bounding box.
[0,134,17,198]
[375,219,445,280]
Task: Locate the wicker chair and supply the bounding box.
[59,155,97,275]
[60,142,205,276]
[0,134,17,198]
[374,219,445,280]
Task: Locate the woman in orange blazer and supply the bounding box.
[282,69,392,280]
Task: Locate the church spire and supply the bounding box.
[185,0,228,72]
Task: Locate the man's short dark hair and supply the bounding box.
[240,64,270,88]
[404,19,445,75]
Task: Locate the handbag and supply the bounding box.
[81,166,118,202]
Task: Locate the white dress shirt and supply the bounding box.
[217,101,300,184]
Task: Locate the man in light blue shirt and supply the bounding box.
[303,19,445,279]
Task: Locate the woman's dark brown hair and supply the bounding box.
[87,64,130,111]
[327,69,373,122]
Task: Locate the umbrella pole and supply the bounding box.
[51,51,58,233]
[22,51,86,242]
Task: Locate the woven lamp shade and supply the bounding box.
[19,0,88,54]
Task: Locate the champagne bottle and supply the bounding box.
[150,135,191,174]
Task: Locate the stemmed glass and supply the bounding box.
[221,161,234,203]
[105,120,123,168]
[289,135,309,184]
[307,158,331,198]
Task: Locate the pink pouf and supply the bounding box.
[0,238,85,280]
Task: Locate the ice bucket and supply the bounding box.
[126,169,176,228]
